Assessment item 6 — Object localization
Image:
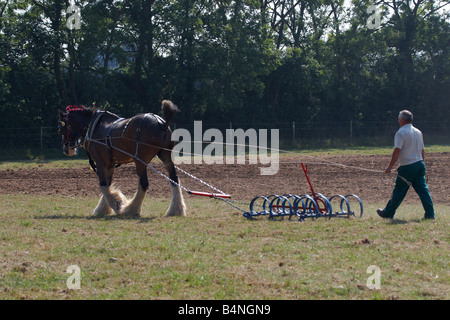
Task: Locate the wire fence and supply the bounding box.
[0,121,449,160]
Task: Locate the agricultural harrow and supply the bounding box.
[243,163,363,221]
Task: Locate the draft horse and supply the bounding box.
[58,100,186,218]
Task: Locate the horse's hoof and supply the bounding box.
[118,207,140,218]
[165,209,187,217]
[93,207,112,217]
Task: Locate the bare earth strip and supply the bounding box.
[1,153,448,206]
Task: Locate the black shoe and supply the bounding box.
[377,208,392,219]
[423,215,435,220]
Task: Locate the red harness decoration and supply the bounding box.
[66,105,86,112]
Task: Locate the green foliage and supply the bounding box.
[0,0,448,127]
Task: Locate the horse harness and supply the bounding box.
[83,110,166,174]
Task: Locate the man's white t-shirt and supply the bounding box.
[394,124,424,166]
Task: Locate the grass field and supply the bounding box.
[0,191,448,300]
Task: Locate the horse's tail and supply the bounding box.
[161,100,179,128]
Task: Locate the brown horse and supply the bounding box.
[58,100,186,218]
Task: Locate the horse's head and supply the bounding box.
[58,105,94,156]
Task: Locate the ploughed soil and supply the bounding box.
[1,153,448,208]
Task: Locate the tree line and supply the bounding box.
[0,0,449,129]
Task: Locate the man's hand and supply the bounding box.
[385,148,401,174]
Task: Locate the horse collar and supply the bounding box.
[83,110,104,150]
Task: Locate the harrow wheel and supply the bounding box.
[345,194,364,218]
[269,195,293,221]
[314,193,332,217]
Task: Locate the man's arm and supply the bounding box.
[385,148,402,174]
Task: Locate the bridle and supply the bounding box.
[58,105,89,149]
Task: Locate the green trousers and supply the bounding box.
[383,161,435,219]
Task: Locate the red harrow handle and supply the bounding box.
[188,191,232,199]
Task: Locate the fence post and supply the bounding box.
[350,121,353,144]
[293,121,295,143]
[40,126,44,151]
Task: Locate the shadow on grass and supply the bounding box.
[33,214,158,223]
[387,218,433,225]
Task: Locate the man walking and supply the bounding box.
[377,110,435,220]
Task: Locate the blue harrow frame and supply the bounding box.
[243,193,364,221]
[243,163,364,221]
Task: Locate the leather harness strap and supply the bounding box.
[134,114,150,157]
[106,117,125,148]
[83,112,165,174]
[83,110,104,174]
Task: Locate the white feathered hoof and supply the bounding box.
[93,195,113,217]
[98,186,129,216]
[165,184,187,217]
